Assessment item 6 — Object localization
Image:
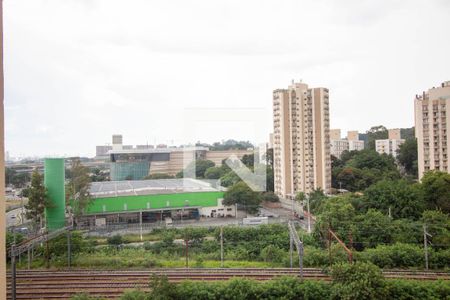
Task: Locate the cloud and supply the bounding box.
[3,0,450,157]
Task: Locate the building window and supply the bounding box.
[147,202,150,209]
[102,205,106,212]
[124,203,127,211]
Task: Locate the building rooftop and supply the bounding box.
[90,178,220,198]
[108,146,209,155]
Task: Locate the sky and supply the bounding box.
[4,0,450,158]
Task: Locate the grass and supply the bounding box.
[84,232,189,245]
[16,247,279,269]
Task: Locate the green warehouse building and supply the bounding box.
[78,178,235,227]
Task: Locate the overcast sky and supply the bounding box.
[4,0,450,157]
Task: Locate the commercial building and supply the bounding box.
[375,129,405,158]
[106,135,253,180]
[415,81,450,178]
[78,178,234,227]
[272,81,331,199]
[330,130,365,159]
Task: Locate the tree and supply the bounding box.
[219,170,242,187]
[264,148,274,166]
[265,165,274,192]
[25,170,49,229]
[313,196,356,245]
[397,138,418,177]
[144,173,174,180]
[5,167,30,188]
[241,154,254,167]
[90,168,109,182]
[66,158,92,219]
[421,210,450,250]
[353,209,392,249]
[177,159,215,178]
[223,182,261,214]
[333,149,400,191]
[204,166,226,179]
[308,188,328,213]
[261,192,279,203]
[366,125,388,150]
[363,179,425,219]
[295,192,306,202]
[420,170,450,213]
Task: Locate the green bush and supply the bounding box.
[385,280,450,300]
[357,243,423,268]
[107,235,124,246]
[260,245,285,263]
[331,262,386,300]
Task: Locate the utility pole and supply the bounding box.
[423,224,431,270]
[220,226,224,268]
[288,221,303,278]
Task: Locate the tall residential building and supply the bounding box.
[375,128,405,158]
[415,81,450,178]
[273,81,331,199]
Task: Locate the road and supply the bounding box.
[6,207,27,228]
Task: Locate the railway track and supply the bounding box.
[7,268,450,300]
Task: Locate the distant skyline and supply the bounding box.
[4,0,450,157]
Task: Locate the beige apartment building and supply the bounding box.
[347,130,359,141]
[415,81,450,179]
[273,81,331,199]
[330,129,365,159]
[375,129,405,158]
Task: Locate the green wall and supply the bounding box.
[87,191,224,214]
[44,158,66,230]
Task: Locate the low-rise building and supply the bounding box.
[78,178,235,228]
[375,129,405,158]
[330,130,365,159]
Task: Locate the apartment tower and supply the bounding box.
[415,81,450,179]
[273,81,331,200]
